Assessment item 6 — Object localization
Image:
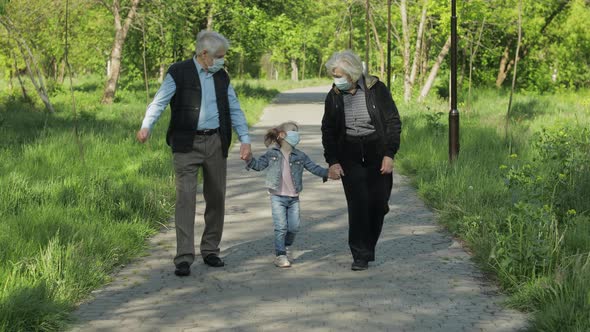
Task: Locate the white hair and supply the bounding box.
[325,50,363,82]
[195,30,230,55]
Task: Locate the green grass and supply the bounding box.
[396,88,590,331]
[0,76,319,331]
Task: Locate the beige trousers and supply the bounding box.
[172,133,226,266]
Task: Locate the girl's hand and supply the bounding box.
[380,156,394,175]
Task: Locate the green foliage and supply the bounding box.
[532,254,590,332]
[2,0,589,95]
[0,75,305,331]
[422,110,445,133]
[398,88,590,331]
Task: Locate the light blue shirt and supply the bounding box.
[140,57,250,144]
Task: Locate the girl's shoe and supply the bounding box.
[274,255,291,268]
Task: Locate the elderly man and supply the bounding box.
[137,30,251,276]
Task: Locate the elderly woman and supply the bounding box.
[321,50,402,271]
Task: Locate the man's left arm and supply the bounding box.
[228,84,251,160]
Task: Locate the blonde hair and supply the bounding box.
[264,121,299,147]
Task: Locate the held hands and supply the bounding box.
[136,128,150,143]
[328,163,345,180]
[240,143,252,161]
[380,156,394,175]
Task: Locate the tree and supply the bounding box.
[101,0,141,104]
[0,2,55,113]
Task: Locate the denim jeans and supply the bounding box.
[270,194,300,256]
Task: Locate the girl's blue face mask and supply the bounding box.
[284,131,300,147]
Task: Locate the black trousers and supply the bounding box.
[340,134,393,261]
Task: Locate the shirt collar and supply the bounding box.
[193,56,207,74]
[356,76,365,91]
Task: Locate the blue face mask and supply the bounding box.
[334,76,352,91]
[284,131,300,147]
[208,57,225,73]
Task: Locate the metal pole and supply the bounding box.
[387,0,392,88]
[365,0,370,73]
[449,0,460,161]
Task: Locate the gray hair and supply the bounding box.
[325,50,363,82]
[195,30,230,55]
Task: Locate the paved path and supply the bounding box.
[71,86,528,332]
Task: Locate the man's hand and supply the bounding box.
[240,143,252,161]
[380,156,394,174]
[136,128,150,143]
[328,163,345,180]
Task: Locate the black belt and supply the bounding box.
[195,128,218,135]
[345,131,379,143]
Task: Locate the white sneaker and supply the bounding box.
[274,255,291,268]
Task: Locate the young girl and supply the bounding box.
[245,121,329,268]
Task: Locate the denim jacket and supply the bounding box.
[246,146,328,193]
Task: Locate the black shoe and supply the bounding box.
[351,259,368,271]
[174,262,191,276]
[203,254,225,267]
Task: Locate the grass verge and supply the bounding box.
[0,77,320,331]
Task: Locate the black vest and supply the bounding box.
[166,59,232,157]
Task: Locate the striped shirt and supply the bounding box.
[343,77,376,137]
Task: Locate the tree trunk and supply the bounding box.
[18,39,55,112]
[12,48,29,101]
[418,36,451,102]
[409,0,428,91]
[302,42,306,80]
[206,3,215,31]
[400,0,411,101]
[496,46,512,88]
[239,53,244,79]
[158,23,166,83]
[2,17,54,112]
[158,64,165,83]
[467,18,485,112]
[369,10,385,78]
[57,58,66,84]
[141,17,149,105]
[364,0,370,72]
[318,52,324,77]
[420,34,429,86]
[290,58,298,81]
[505,0,523,145]
[101,0,141,104]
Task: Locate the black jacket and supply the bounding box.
[321,75,402,165]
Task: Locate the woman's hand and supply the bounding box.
[328,163,345,180]
[380,156,394,175]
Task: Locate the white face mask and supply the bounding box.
[334,76,351,91]
[208,57,225,73]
